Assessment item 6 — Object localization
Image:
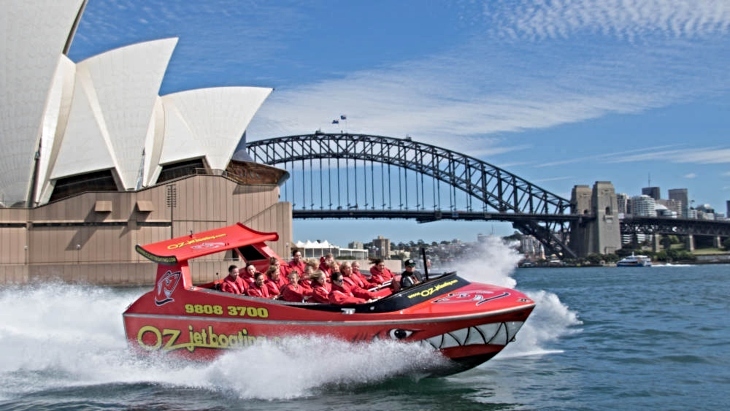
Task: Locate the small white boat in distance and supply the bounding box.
[617,252,652,267]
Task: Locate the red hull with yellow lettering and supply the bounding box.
[123,223,535,375]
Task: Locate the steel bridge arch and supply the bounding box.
[247,133,577,257]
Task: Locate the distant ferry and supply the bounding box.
[617,253,652,267]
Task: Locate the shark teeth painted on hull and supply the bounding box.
[420,321,525,350]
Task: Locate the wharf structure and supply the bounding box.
[0,1,291,285]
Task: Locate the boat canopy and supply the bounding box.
[135,223,279,265]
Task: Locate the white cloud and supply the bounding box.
[532,176,574,183]
[684,173,697,179]
[248,2,730,158]
[485,0,730,41]
[605,147,730,164]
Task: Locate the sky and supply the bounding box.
[68,0,730,246]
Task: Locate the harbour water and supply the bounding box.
[1,254,728,410]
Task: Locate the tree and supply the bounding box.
[585,254,604,266]
[723,237,730,251]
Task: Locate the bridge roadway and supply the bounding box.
[293,209,586,224]
[295,209,730,241]
[620,216,730,237]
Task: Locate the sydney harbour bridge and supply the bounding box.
[247,133,730,258]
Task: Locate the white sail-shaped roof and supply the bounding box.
[50,38,177,189]
[158,87,273,171]
[0,0,85,206]
[1,3,273,206]
[35,56,77,204]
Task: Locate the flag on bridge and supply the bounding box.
[332,119,339,124]
[340,115,347,120]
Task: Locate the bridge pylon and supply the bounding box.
[570,181,622,257]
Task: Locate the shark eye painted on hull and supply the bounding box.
[388,329,414,340]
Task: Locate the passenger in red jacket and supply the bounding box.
[369,258,394,285]
[220,265,247,294]
[241,263,257,287]
[288,250,306,276]
[319,253,336,276]
[351,261,378,289]
[329,272,366,304]
[280,270,313,302]
[269,256,290,279]
[264,265,287,298]
[247,272,271,299]
[339,262,378,300]
[307,270,330,304]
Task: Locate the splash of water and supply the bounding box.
[443,236,581,358]
[0,240,579,399]
[0,282,446,400]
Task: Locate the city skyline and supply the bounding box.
[68,1,730,245]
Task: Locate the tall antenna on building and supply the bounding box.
[648,173,651,187]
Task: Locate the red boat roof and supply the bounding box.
[135,223,279,265]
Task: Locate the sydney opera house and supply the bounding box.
[0,1,292,284]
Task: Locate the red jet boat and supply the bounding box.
[123,223,535,375]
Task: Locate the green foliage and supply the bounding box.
[603,254,620,263]
[665,248,696,262]
[585,254,604,265]
[723,237,730,251]
[654,250,668,262]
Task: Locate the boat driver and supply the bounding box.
[400,259,422,289]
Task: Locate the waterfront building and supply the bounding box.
[656,199,681,218]
[293,240,367,260]
[655,204,677,218]
[668,188,689,218]
[630,195,657,217]
[642,187,661,201]
[372,236,391,258]
[616,193,629,215]
[348,241,364,250]
[0,1,290,285]
[695,204,715,220]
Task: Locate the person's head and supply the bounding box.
[306,259,319,269]
[254,272,266,287]
[228,265,239,278]
[310,270,326,285]
[288,270,300,284]
[340,262,352,276]
[269,257,280,267]
[371,258,385,272]
[331,271,344,285]
[266,265,280,280]
[403,259,416,275]
[245,263,256,276]
[352,261,360,271]
[303,265,314,278]
[292,250,302,261]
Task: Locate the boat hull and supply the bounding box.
[123,276,534,374]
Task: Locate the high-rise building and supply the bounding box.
[726,200,730,219]
[657,199,681,218]
[631,195,657,217]
[668,188,689,218]
[642,187,661,200]
[616,193,629,215]
[372,236,391,258]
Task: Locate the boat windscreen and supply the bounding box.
[238,245,267,262]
